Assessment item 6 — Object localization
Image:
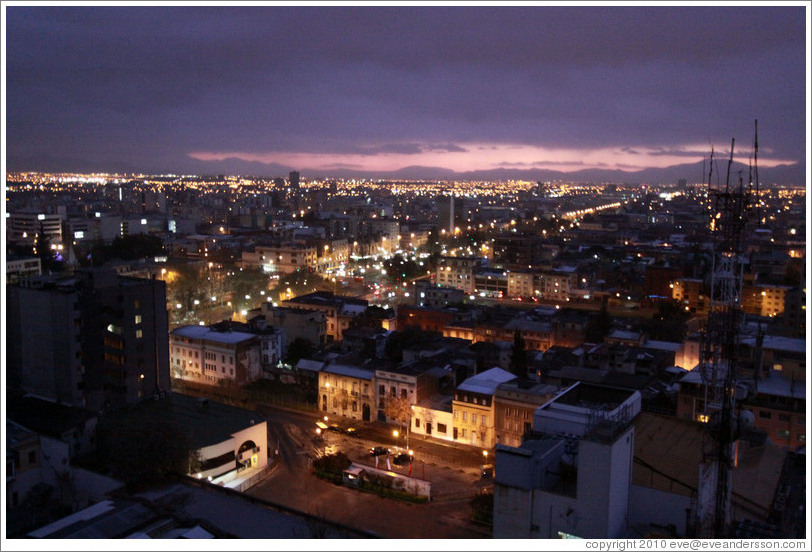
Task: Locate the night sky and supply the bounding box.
[4,4,808,180]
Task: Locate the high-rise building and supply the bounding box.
[289,171,300,192]
[6,268,170,411]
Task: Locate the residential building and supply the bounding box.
[494,380,559,448]
[5,256,42,284]
[283,291,368,342]
[677,365,805,450]
[260,304,326,348]
[6,269,170,411]
[435,255,482,294]
[318,363,375,422]
[170,325,261,386]
[671,277,708,314]
[452,367,517,448]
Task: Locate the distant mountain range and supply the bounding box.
[7,155,805,187]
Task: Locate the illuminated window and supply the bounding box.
[697,414,709,423]
[135,315,142,324]
[135,329,143,339]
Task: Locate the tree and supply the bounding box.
[383,395,413,433]
[509,330,527,377]
[285,337,314,366]
[350,306,388,329]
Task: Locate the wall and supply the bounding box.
[629,485,691,536]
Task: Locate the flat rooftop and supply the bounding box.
[552,382,636,410]
[112,393,264,450]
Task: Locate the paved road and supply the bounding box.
[249,404,492,538]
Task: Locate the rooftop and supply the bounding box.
[171,325,257,345]
[111,393,264,450]
[6,394,96,437]
[457,367,517,395]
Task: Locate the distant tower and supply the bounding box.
[289,171,300,192]
[449,195,455,234]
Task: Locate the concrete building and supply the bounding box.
[672,277,708,315]
[170,325,261,386]
[5,256,42,284]
[493,383,642,538]
[435,256,482,294]
[493,380,559,448]
[7,210,64,248]
[318,363,375,422]
[242,242,318,275]
[283,291,368,342]
[260,303,326,348]
[6,269,170,411]
[452,367,517,449]
[677,364,805,451]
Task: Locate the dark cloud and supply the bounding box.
[4,5,806,175]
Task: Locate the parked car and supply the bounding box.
[346,427,361,438]
[327,424,346,434]
[480,464,494,478]
[392,453,413,466]
[369,446,389,457]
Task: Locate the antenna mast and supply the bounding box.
[694,128,753,538]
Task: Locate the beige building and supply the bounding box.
[494,380,559,448]
[507,270,534,299]
[435,256,482,294]
[452,367,516,449]
[170,325,261,386]
[318,364,375,422]
[242,242,317,275]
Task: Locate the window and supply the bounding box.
[136,329,143,339]
[379,385,385,396]
[453,411,458,420]
[390,386,396,397]
[462,412,467,422]
[472,414,478,424]
[415,418,421,428]
[776,429,790,440]
[401,389,407,399]
[437,423,447,434]
[134,314,142,324]
[462,428,467,438]
[778,414,791,422]
[759,411,772,419]
[481,416,487,425]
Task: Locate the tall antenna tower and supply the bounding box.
[694,124,756,538]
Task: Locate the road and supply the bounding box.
[249,404,492,538]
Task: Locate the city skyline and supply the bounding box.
[4,3,809,182]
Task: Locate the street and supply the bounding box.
[248,404,492,538]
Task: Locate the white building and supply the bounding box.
[493,382,644,538]
[170,325,261,386]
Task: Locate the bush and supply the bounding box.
[311,452,351,475]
